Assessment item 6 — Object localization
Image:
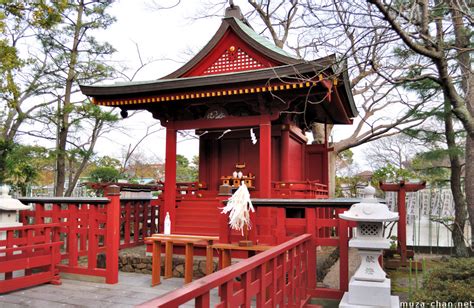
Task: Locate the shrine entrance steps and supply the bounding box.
[174,198,221,236]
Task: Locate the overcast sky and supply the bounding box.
[90,1,218,163]
[90,0,368,169]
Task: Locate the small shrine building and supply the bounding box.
[80,5,357,239]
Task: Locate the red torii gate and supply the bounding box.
[379,180,426,265]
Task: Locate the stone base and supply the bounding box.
[339,292,399,308]
[350,278,391,306]
[119,246,218,278]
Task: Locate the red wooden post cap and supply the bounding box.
[106,185,120,196]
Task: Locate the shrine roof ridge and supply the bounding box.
[162,16,301,79]
[232,17,293,58]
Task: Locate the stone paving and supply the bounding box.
[0,272,217,307]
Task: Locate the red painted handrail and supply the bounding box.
[138,234,312,308]
[0,222,61,232]
[272,180,329,199]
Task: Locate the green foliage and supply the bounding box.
[412,258,474,302]
[0,0,66,101]
[338,149,354,165]
[335,175,363,198]
[74,102,119,123]
[371,164,415,184]
[0,139,15,183]
[176,154,198,182]
[36,0,117,85]
[94,155,121,169]
[0,142,50,194]
[88,166,120,183]
[411,158,450,184]
[389,235,397,250]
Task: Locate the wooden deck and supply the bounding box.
[0,272,218,307]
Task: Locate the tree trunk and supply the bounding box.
[54,2,84,196]
[449,2,474,250]
[64,121,102,196]
[55,125,68,196]
[444,102,469,257]
[466,136,474,250]
[328,151,336,197]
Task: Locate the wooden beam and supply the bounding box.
[163,114,279,130]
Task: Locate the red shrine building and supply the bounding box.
[81,6,357,240]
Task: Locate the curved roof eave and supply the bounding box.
[340,62,358,117]
[80,57,335,97]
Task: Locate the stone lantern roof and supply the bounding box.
[339,186,398,222]
[0,185,31,211]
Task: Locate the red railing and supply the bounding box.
[18,187,121,284]
[17,188,158,284]
[120,197,159,249]
[175,181,208,198]
[0,223,62,293]
[138,234,313,308]
[272,181,328,199]
[260,206,352,299]
[220,202,354,299]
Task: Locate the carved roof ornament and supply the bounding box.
[225,1,252,28]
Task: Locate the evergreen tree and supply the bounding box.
[35,0,117,196]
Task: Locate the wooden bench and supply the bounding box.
[146,234,219,286]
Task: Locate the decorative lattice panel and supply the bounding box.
[203,46,265,75]
[359,223,380,236]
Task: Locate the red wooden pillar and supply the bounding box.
[280,125,290,181]
[87,204,98,270]
[305,207,317,290]
[397,188,407,265]
[219,213,231,243]
[259,116,272,197]
[258,117,272,238]
[164,125,177,233]
[106,185,120,284]
[337,209,349,292]
[379,181,425,266]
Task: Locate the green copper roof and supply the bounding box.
[232,17,296,59]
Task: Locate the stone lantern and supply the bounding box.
[339,185,399,308]
[0,185,31,237]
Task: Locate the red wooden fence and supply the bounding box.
[272,181,329,199]
[220,202,354,299]
[138,234,313,308]
[0,223,62,293]
[18,187,120,283]
[18,189,157,284]
[16,189,157,285]
[120,197,159,249]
